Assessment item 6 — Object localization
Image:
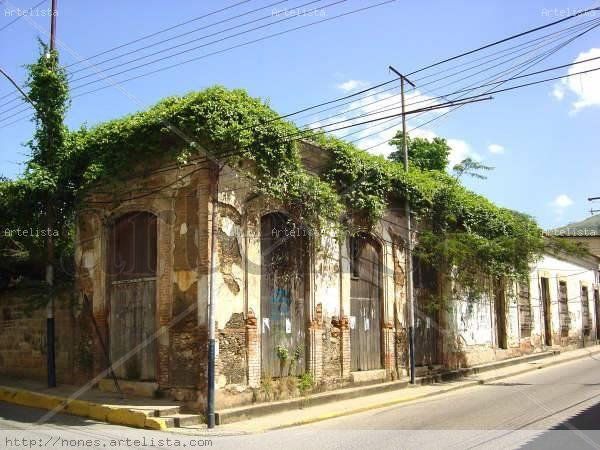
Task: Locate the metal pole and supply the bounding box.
[46,0,58,389]
[389,65,417,384]
[207,163,220,428]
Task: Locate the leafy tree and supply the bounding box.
[452,157,493,180]
[388,131,450,171]
[0,42,70,282]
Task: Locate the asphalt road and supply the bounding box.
[2,355,600,450]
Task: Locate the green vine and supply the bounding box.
[2,83,552,290]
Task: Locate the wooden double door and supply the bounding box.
[108,211,158,381]
[260,213,307,377]
[349,234,382,371]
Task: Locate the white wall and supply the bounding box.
[529,253,599,345]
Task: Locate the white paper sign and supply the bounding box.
[364,317,370,331]
[285,318,292,334]
[262,317,270,333]
[349,316,356,330]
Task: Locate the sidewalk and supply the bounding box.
[1,345,599,434]
[0,376,199,430]
[183,345,600,434]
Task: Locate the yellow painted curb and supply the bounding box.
[145,417,169,430]
[88,404,114,422]
[63,399,91,417]
[106,408,148,428]
[0,385,166,430]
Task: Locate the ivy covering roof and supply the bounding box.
[1,86,548,285]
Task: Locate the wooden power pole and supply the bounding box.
[46,0,58,388]
[389,65,417,384]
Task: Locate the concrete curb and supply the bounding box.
[228,347,600,433]
[0,386,168,430]
[216,350,557,425]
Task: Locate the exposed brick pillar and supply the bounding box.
[308,325,323,382]
[382,321,395,376]
[246,310,260,388]
[334,316,351,379]
[395,326,408,377]
[308,304,324,382]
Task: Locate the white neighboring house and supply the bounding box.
[447,249,600,368]
[528,252,600,349]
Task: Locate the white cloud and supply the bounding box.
[336,79,369,92]
[447,139,480,168]
[552,84,565,100]
[551,194,573,208]
[488,144,505,154]
[550,194,574,220]
[552,47,600,112]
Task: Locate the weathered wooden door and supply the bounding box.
[413,256,439,367]
[260,213,306,377]
[558,281,570,338]
[108,212,157,381]
[349,234,382,371]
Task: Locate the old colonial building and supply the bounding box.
[72,139,600,412]
[74,146,414,409]
[3,90,598,415]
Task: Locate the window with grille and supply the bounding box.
[582,286,591,337]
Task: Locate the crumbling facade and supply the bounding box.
[68,145,600,411]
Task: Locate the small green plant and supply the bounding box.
[289,344,302,375]
[260,376,274,402]
[298,371,314,396]
[275,344,289,377]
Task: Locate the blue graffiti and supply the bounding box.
[271,288,291,317]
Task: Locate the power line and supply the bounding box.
[362,19,600,151]
[404,5,600,76]
[65,0,254,67]
[67,0,302,77]
[1,3,595,129]
[0,0,47,33]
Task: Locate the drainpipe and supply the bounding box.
[207,163,220,428]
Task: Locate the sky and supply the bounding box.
[0,0,599,229]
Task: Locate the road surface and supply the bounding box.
[2,355,600,449]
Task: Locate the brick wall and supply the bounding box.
[0,284,91,384]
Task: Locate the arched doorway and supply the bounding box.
[260,213,307,377]
[108,211,157,381]
[349,233,382,371]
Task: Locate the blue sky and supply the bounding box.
[1,0,599,229]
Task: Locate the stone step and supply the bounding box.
[153,406,181,417]
[129,405,181,417]
[163,413,203,427]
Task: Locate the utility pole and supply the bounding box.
[589,196,600,216]
[46,0,58,388]
[389,65,417,384]
[207,162,220,429]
